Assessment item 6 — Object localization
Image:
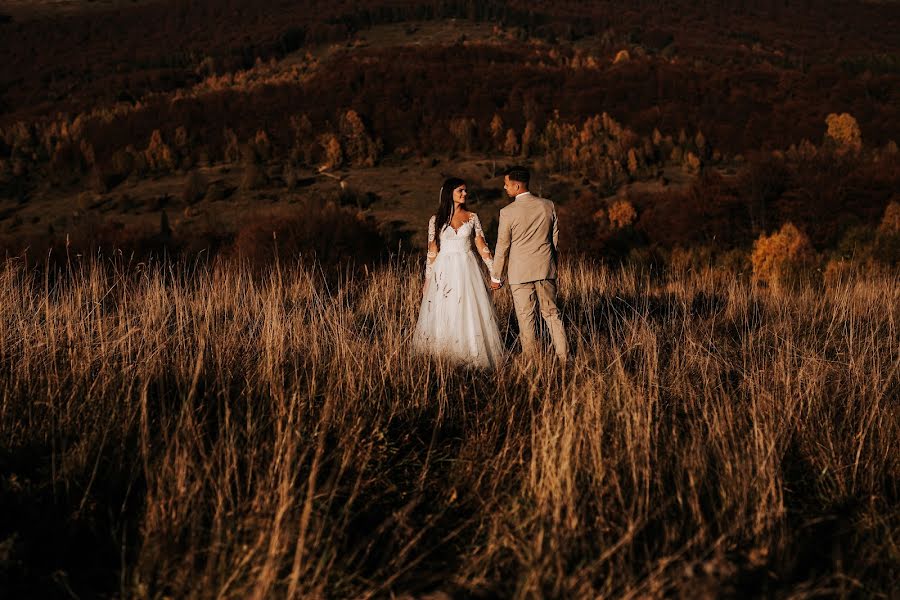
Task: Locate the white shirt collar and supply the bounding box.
[515,191,531,200]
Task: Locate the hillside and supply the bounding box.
[0,1,898,273]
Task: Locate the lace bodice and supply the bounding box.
[424,213,495,279]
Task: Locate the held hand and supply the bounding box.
[490,281,503,291]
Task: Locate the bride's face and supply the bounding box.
[453,185,467,205]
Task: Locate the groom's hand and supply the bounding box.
[490,281,503,290]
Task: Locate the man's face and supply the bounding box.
[503,175,520,198]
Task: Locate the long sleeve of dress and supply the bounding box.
[424,215,438,280]
[472,214,495,275]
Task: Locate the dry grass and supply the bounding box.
[0,256,898,598]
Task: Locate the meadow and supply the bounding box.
[1,255,897,598]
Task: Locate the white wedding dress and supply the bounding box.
[412,213,505,369]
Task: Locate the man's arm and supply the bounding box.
[491,210,512,286]
[551,205,559,255]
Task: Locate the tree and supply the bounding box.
[145,130,174,172]
[338,110,379,167]
[751,222,816,288]
[824,113,862,155]
[223,128,240,163]
[683,151,702,175]
[878,200,900,235]
[695,130,708,158]
[613,49,630,64]
[503,128,520,156]
[627,148,639,176]
[449,117,476,153]
[521,121,537,158]
[253,130,272,162]
[490,114,504,151]
[319,133,343,170]
[174,126,191,167]
[289,114,314,165]
[608,200,637,229]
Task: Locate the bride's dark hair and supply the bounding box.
[434,177,465,251]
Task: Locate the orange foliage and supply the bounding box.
[338,110,380,167]
[144,129,175,172]
[503,128,519,156]
[489,114,504,151]
[613,50,630,64]
[751,223,817,287]
[824,113,862,155]
[449,117,477,154]
[608,200,637,229]
[878,200,900,235]
[319,133,343,170]
[683,151,702,175]
[253,130,272,162]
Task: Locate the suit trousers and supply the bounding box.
[509,279,568,360]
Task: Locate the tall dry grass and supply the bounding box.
[0,255,898,598]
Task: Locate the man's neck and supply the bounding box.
[515,191,530,200]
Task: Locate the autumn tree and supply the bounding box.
[521,121,537,157]
[751,222,817,289]
[695,130,708,159]
[252,130,272,162]
[824,113,862,155]
[338,110,380,167]
[289,114,314,165]
[627,148,640,177]
[878,200,900,235]
[608,199,637,229]
[79,140,96,169]
[683,151,702,175]
[449,117,476,153]
[503,128,520,156]
[145,129,175,172]
[872,200,900,266]
[174,126,191,168]
[223,128,240,163]
[319,133,343,171]
[490,114,504,152]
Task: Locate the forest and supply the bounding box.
[1,0,898,281]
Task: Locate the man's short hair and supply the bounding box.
[505,166,530,187]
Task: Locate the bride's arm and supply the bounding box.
[472,214,495,273]
[424,216,438,291]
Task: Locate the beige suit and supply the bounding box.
[492,192,568,360]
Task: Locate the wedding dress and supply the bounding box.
[412,213,505,369]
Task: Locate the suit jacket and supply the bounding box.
[492,192,559,285]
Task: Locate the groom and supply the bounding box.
[490,166,569,361]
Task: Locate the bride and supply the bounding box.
[412,177,505,369]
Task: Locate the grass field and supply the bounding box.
[0,255,897,598]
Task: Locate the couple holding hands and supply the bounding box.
[412,166,569,369]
